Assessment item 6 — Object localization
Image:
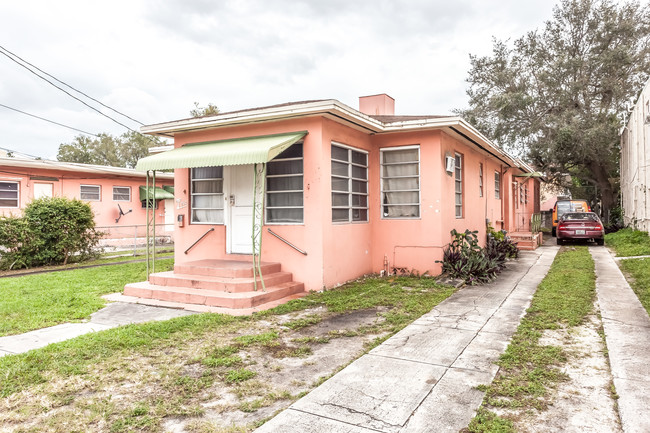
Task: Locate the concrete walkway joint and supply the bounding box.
[255,247,560,433]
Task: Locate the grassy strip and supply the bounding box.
[619,258,650,316]
[0,259,174,336]
[468,247,595,432]
[0,275,454,400]
[605,228,650,257]
[0,251,173,278]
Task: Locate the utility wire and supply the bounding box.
[0,103,100,137]
[0,44,144,126]
[0,45,145,126]
[0,45,139,133]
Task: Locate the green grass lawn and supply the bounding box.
[0,259,174,336]
[468,247,595,432]
[605,228,650,257]
[619,258,650,316]
[0,275,455,401]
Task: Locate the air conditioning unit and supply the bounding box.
[445,156,455,173]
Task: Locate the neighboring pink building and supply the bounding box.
[0,157,174,239]
[124,95,542,312]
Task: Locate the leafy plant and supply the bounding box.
[0,197,103,269]
[438,228,519,285]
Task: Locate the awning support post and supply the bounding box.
[145,170,156,278]
[252,163,266,291]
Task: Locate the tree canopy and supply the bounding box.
[57,131,166,168]
[460,0,650,218]
[190,102,220,117]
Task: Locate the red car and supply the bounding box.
[556,212,604,245]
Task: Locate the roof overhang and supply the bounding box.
[0,157,173,179]
[140,100,519,168]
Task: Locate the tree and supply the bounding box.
[460,0,650,220]
[57,131,165,168]
[190,102,220,117]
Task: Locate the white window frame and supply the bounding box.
[191,167,224,224]
[331,142,369,223]
[495,171,501,199]
[455,153,463,219]
[0,181,19,208]
[265,142,304,225]
[479,163,483,198]
[380,145,421,219]
[112,186,131,202]
[80,184,101,201]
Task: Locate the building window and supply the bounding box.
[381,146,420,218]
[191,166,224,224]
[266,143,303,224]
[80,185,101,201]
[141,199,159,209]
[331,143,368,223]
[113,186,131,201]
[495,172,501,199]
[0,181,19,207]
[514,181,519,209]
[524,184,528,204]
[479,163,483,197]
[455,153,463,218]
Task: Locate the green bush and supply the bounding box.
[0,197,102,269]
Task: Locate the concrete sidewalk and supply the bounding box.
[0,302,195,357]
[592,248,650,433]
[256,247,559,433]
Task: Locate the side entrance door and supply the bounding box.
[227,165,254,254]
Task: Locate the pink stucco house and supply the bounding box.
[0,157,174,240]
[124,95,542,313]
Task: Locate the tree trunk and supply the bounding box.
[589,161,617,224]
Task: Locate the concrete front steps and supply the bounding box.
[123,259,306,313]
[509,231,543,250]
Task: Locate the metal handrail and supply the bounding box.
[267,228,307,255]
[184,227,215,254]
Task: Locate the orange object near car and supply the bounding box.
[556,212,604,245]
[551,199,590,236]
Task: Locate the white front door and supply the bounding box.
[227,165,255,254]
[164,199,174,232]
[34,183,53,198]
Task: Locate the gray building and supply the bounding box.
[621,78,650,232]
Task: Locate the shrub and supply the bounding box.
[438,228,519,285]
[0,197,102,269]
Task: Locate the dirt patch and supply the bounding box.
[0,307,390,433]
[496,311,622,432]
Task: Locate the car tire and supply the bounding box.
[596,239,604,246]
[552,227,556,237]
[556,238,563,246]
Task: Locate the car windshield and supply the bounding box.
[562,213,599,221]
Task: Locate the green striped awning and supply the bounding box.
[162,185,174,194]
[135,131,307,171]
[139,186,175,201]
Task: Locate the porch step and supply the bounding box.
[149,271,293,293]
[123,258,306,313]
[509,232,543,251]
[174,259,281,278]
[124,280,305,309]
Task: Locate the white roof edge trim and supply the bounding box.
[0,157,174,179]
[140,99,525,170]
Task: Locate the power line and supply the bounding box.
[0,103,100,137]
[0,45,140,133]
[0,45,145,126]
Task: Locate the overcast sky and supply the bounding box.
[0,0,558,160]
